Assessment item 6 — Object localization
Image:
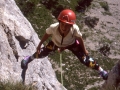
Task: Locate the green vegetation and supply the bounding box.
[89,87,98,90]
[99,1,112,16]
[99,1,109,11]
[0,81,37,90]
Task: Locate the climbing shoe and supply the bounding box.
[21,56,30,69]
[99,70,108,80]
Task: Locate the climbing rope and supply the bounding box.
[60,53,63,85]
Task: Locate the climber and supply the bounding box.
[21,9,108,80]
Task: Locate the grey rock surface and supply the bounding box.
[0,0,66,90]
[101,60,120,90]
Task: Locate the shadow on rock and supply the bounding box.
[21,68,27,84]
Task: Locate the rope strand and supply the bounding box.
[60,53,63,85]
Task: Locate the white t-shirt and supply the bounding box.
[46,22,82,47]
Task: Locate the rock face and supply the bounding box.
[0,0,66,90]
[101,60,120,90]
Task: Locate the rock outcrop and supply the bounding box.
[101,60,120,90]
[0,0,66,90]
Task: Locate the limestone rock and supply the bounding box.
[101,60,120,90]
[0,0,66,90]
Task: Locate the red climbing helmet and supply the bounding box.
[57,9,76,25]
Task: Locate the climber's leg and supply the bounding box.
[67,40,108,80]
[21,41,57,69]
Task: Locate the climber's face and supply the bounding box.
[59,21,72,34]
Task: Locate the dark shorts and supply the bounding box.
[33,40,99,70]
[34,40,84,60]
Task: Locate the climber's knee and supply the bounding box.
[33,48,47,58]
[82,56,99,70]
[88,57,99,70]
